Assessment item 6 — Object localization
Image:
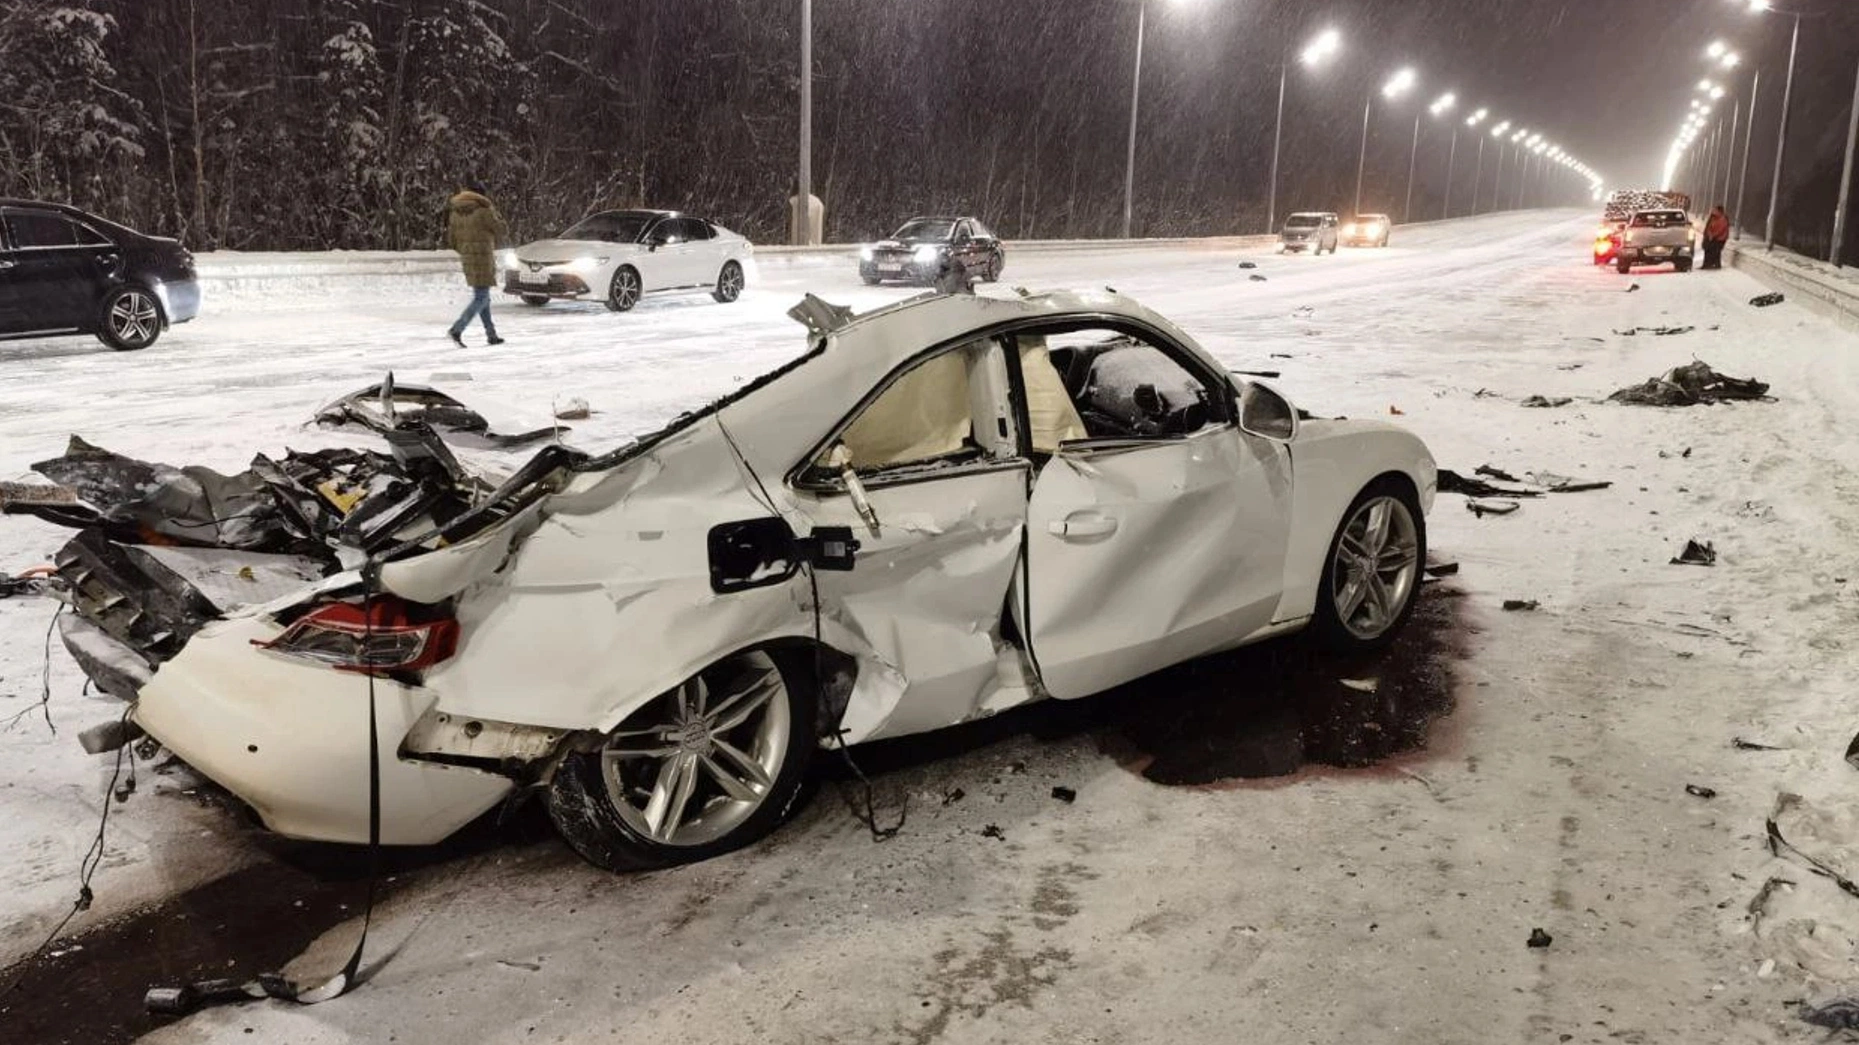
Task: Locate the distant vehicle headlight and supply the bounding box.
[914,244,942,263]
[567,256,608,273]
[497,249,517,269]
[859,245,874,261]
[1343,223,1358,237]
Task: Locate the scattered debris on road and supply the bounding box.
[1423,561,1460,578]
[1249,274,1268,282]
[1527,928,1553,949]
[1613,325,1695,337]
[981,824,1005,841]
[1685,784,1718,799]
[1799,999,1859,1033]
[315,376,565,448]
[1670,539,1717,567]
[1467,499,1521,518]
[1501,599,1539,612]
[1050,786,1077,804]
[552,397,591,421]
[1767,793,1859,902]
[1734,737,1784,751]
[1340,678,1379,693]
[1439,469,1542,498]
[1747,876,1795,930]
[1520,395,1573,408]
[1234,369,1282,378]
[1626,282,1641,293]
[1,566,55,599]
[1270,352,1295,359]
[940,787,966,806]
[1238,261,1258,269]
[1527,472,1612,493]
[1750,292,1785,308]
[1475,464,1519,482]
[1609,361,1770,406]
[1557,362,1585,369]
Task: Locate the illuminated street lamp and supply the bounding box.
[1731,0,1804,249]
[1420,92,1459,219]
[1355,66,1417,218]
[1267,27,1342,233]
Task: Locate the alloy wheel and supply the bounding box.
[598,651,791,847]
[717,262,743,302]
[1330,496,1420,641]
[610,269,641,311]
[110,290,159,347]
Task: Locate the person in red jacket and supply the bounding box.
[1702,205,1731,270]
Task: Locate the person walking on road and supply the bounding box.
[446,179,508,345]
[1701,205,1731,271]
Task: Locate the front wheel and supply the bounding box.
[605,266,642,312]
[1311,478,1426,652]
[97,286,163,351]
[712,260,744,303]
[545,649,816,872]
[519,294,551,307]
[984,250,1004,282]
[1616,258,1632,275]
[1674,259,1693,273]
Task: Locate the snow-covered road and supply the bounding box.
[5,209,1859,1044]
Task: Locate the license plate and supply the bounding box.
[1648,247,1670,256]
[879,263,902,273]
[519,269,549,284]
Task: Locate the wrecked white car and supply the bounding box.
[21,289,1436,872]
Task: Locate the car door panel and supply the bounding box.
[790,466,1029,741]
[1021,426,1293,700]
[0,241,23,334]
[0,210,94,330]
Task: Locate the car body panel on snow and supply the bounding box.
[31,290,1435,860]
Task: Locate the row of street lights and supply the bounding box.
[1668,0,1858,266]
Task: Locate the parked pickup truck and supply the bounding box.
[1614,208,1695,274]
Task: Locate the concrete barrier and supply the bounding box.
[1729,242,1859,333]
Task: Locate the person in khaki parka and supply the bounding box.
[446,178,508,345]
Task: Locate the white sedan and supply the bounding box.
[57,290,1436,872]
[501,208,752,312]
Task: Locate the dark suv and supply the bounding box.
[860,216,1004,285]
[0,200,200,351]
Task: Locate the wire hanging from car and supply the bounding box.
[718,415,904,844]
[2,603,65,734]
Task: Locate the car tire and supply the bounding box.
[1674,260,1692,273]
[605,266,642,312]
[1616,258,1632,275]
[985,250,1004,282]
[861,274,882,286]
[545,648,817,873]
[519,294,550,307]
[712,260,744,303]
[1310,477,1426,653]
[97,286,163,351]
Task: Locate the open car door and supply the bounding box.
[1015,326,1294,700]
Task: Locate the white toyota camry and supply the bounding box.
[53,290,1436,872]
[501,208,753,312]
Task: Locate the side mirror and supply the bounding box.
[1238,381,1298,442]
[827,443,882,537]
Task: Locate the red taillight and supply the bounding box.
[256,598,459,675]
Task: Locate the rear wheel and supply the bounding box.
[861,274,882,286]
[1616,258,1632,275]
[984,250,1004,281]
[545,649,816,872]
[605,266,642,312]
[97,286,162,351]
[520,293,550,307]
[1311,478,1425,652]
[1674,259,1692,273]
[712,261,744,303]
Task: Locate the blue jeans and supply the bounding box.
[449,287,498,338]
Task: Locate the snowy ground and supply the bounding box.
[6,209,1859,1043]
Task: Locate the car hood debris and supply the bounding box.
[1608,361,1770,406]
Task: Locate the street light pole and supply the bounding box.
[1443,127,1459,218]
[1122,1,1147,239]
[1470,134,1485,214]
[1721,97,1741,211]
[1763,11,1801,250]
[1268,60,1286,235]
[1355,94,1374,218]
[795,0,812,245]
[1403,113,1421,223]
[1833,58,1859,266]
[1492,144,1505,213]
[1736,69,1760,239]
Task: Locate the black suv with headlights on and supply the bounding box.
[0,200,200,351]
[859,216,1004,285]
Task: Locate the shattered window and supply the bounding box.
[1039,329,1224,442]
[830,337,1014,475]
